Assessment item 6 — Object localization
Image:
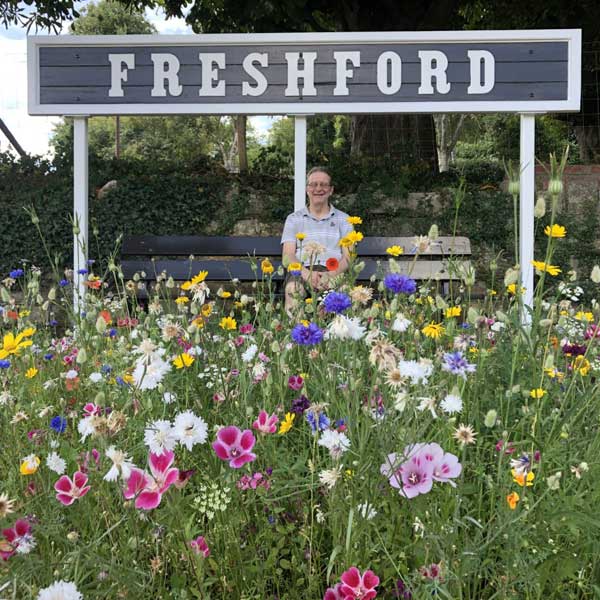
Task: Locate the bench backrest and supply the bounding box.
[120,235,471,284]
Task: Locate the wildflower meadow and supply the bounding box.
[1,161,600,599]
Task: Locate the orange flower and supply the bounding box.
[506,492,520,510]
[325,257,339,272]
[99,310,112,324]
[66,377,80,391]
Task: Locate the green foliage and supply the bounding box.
[69,0,155,34]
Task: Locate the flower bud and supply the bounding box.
[508,179,520,196]
[96,316,107,334]
[534,195,546,218]
[484,410,497,428]
[48,287,56,301]
[428,224,439,240]
[76,348,87,365]
[504,266,520,287]
[548,178,563,196]
[591,265,600,284]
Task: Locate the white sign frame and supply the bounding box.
[28,29,581,116]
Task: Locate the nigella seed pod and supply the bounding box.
[548,178,563,196]
[508,180,520,195]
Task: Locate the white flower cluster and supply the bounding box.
[144,411,208,455]
[193,481,232,520]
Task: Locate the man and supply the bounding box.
[281,167,353,311]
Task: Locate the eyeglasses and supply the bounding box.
[306,183,331,189]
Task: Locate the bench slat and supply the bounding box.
[122,235,471,258]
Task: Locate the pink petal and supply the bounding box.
[340,566,361,588]
[2,528,16,543]
[78,485,91,498]
[239,430,256,452]
[123,469,148,500]
[217,426,240,446]
[149,450,174,478]
[158,468,180,493]
[135,490,162,510]
[56,493,76,506]
[54,475,73,494]
[212,441,230,460]
[230,452,256,469]
[363,592,377,600]
[362,570,379,589]
[73,471,88,489]
[14,520,30,537]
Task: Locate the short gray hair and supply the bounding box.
[306,166,332,184]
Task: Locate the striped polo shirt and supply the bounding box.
[281,204,354,266]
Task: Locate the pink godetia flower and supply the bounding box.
[381,443,461,499]
[239,323,255,335]
[237,471,271,491]
[252,410,279,434]
[339,566,379,600]
[1,519,35,560]
[212,426,257,468]
[189,535,210,558]
[83,402,102,417]
[288,375,304,391]
[54,471,91,506]
[123,450,179,510]
[174,469,196,489]
[323,583,344,600]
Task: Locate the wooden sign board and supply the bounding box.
[28,30,581,115]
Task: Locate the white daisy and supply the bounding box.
[173,411,208,451]
[162,391,177,405]
[398,359,433,385]
[324,315,366,341]
[77,417,96,442]
[46,451,66,475]
[89,372,103,383]
[132,356,171,391]
[319,466,342,489]
[144,419,177,455]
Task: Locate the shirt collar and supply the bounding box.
[302,204,336,220]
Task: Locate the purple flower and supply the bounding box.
[0,360,10,369]
[288,375,304,391]
[291,322,323,345]
[291,394,310,414]
[212,426,257,468]
[59,279,69,287]
[384,273,417,294]
[562,343,586,356]
[322,291,351,314]
[9,269,24,279]
[441,351,476,379]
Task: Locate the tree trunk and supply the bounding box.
[433,114,467,172]
[235,115,247,172]
[115,115,121,159]
[349,114,438,172]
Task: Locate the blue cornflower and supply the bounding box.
[322,291,352,314]
[459,322,471,329]
[43,353,54,361]
[115,376,127,386]
[77,268,88,275]
[441,351,477,380]
[9,269,24,278]
[0,359,10,369]
[59,279,69,287]
[108,328,117,338]
[49,320,58,327]
[291,322,323,345]
[101,364,112,374]
[306,411,330,434]
[50,415,67,434]
[87,259,95,266]
[384,273,417,294]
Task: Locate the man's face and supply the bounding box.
[306,171,333,206]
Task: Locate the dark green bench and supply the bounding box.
[120,235,472,298]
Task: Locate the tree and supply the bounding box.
[0,0,78,32]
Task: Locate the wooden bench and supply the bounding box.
[120,235,471,299]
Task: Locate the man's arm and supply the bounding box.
[282,241,321,287]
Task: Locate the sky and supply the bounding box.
[0,3,275,157]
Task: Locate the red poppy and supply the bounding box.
[84,280,102,290]
[6,311,18,320]
[326,257,339,272]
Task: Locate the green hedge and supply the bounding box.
[1,151,598,290]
